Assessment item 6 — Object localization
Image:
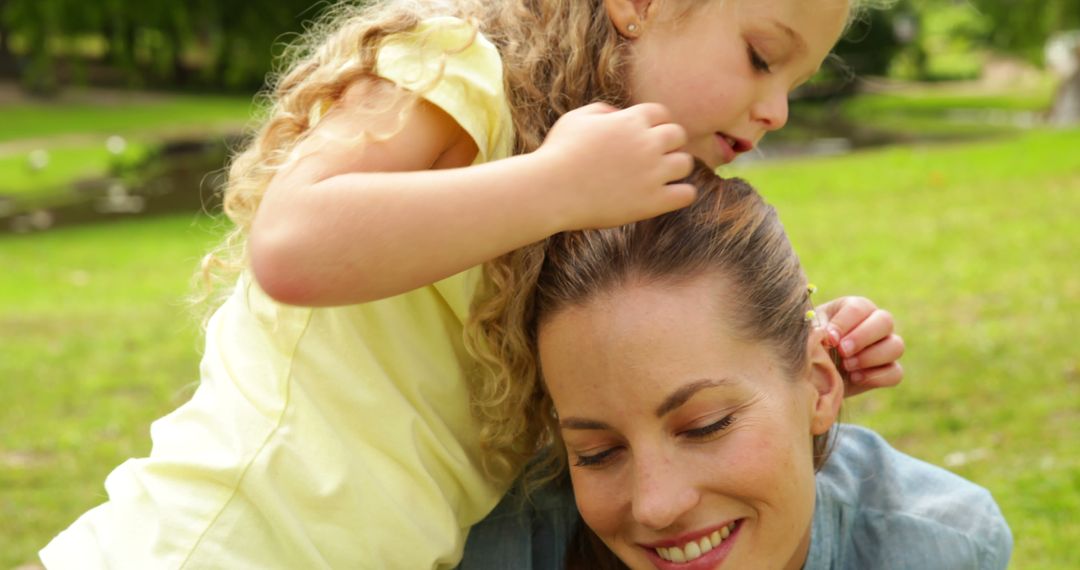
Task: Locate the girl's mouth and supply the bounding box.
[718,133,752,153]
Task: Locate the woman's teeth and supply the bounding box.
[655,521,737,563]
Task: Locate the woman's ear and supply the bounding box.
[603,0,655,37]
[804,327,844,436]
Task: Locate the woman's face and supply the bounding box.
[538,274,840,569]
[611,0,850,168]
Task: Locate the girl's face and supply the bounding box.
[611,0,850,168]
[538,274,841,570]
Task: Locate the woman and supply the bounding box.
[460,165,1011,569]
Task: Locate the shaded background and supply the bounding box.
[1,1,1078,568]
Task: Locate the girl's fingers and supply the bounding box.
[818,296,873,345]
[577,101,618,115]
[662,182,697,208]
[650,122,689,152]
[660,150,695,180]
[835,308,894,358]
[630,102,674,126]
[841,334,905,372]
[845,362,904,397]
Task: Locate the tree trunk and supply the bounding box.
[0,0,17,77]
[1048,43,1080,126]
[1049,69,1080,127]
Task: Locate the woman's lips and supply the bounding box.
[641,519,742,569]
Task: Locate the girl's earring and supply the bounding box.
[627,23,639,34]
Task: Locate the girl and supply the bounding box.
[41,0,903,568]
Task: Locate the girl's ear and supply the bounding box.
[603,0,655,37]
[804,327,844,436]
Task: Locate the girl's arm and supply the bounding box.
[250,79,694,306]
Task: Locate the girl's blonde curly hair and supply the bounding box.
[202,0,867,485]
[201,0,633,484]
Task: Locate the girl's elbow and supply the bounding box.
[249,226,320,306]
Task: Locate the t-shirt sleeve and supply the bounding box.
[376,16,514,163]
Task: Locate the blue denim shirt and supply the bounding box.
[459,424,1012,569]
[804,424,1012,570]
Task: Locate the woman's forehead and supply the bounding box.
[537,277,780,406]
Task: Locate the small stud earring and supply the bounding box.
[627,23,639,33]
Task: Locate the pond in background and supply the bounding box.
[0,137,234,234]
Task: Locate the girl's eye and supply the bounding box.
[683,414,735,440]
[747,45,771,73]
[574,447,621,468]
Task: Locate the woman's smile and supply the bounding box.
[642,519,741,568]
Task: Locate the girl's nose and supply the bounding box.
[752,90,790,132]
[630,453,700,530]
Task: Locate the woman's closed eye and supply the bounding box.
[682,414,735,440]
[574,446,622,468]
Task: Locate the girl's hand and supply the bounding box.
[535,102,696,231]
[817,296,905,398]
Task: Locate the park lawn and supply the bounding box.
[834,78,1057,138]
[0,91,252,209]
[0,212,230,566]
[729,127,1080,569]
[779,77,1058,144]
[0,93,255,143]
[1,128,1078,568]
[0,142,150,197]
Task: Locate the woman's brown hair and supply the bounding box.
[469,163,835,490]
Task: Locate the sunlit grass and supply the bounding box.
[834,77,1057,137]
[0,142,149,196]
[729,127,1080,570]
[0,93,254,143]
[0,213,228,565]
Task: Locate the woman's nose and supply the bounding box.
[630,453,700,530]
[752,89,790,132]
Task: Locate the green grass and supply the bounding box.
[729,127,1080,569]
[0,93,254,143]
[1,129,1078,568]
[0,143,149,197]
[0,91,251,210]
[834,79,1056,137]
[778,78,1058,145]
[0,213,229,566]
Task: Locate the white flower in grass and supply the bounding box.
[27,149,49,171]
[106,135,128,155]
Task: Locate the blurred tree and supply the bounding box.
[833,0,913,80]
[0,0,15,75]
[2,0,62,93]
[795,0,915,99]
[0,0,331,92]
[972,0,1080,63]
[972,0,1080,124]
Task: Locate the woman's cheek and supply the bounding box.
[571,470,622,534]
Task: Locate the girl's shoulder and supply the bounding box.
[377,16,514,162]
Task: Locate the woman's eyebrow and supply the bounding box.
[655,378,733,418]
[559,417,612,431]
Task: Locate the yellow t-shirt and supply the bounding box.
[41,17,514,570]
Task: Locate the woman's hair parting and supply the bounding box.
[467,162,833,485]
